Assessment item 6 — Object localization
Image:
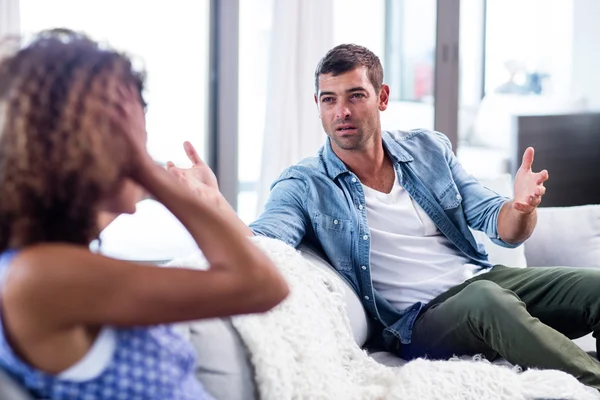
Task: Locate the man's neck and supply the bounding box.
[333,136,396,193]
[334,138,387,179]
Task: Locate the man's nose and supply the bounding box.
[335,101,351,120]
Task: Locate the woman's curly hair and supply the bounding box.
[0,29,146,251]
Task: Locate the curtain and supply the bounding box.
[0,0,20,37]
[0,0,20,58]
[256,0,334,214]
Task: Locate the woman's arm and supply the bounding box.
[3,87,289,330]
[5,241,287,328]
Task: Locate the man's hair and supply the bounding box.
[0,29,146,251]
[314,44,383,94]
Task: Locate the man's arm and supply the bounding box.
[496,148,548,244]
[496,201,537,244]
[435,133,548,246]
[250,176,308,248]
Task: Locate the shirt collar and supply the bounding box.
[321,130,414,180]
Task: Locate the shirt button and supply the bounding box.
[333,219,339,225]
[351,177,357,183]
[361,265,367,270]
[456,194,461,199]
[364,296,370,300]
[358,205,364,210]
[363,235,369,240]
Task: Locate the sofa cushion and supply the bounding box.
[167,254,257,400]
[183,318,256,400]
[525,205,600,268]
[0,369,33,400]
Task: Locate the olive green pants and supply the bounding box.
[402,266,600,389]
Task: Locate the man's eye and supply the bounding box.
[351,93,365,99]
[322,97,334,103]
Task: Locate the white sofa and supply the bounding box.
[97,192,600,400]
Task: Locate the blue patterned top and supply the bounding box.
[0,250,213,400]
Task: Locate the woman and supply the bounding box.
[0,29,288,399]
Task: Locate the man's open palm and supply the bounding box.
[513,147,549,214]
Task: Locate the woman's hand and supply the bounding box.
[109,85,156,181]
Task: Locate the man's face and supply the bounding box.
[315,67,389,152]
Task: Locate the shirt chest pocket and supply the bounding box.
[433,181,462,210]
[314,213,354,271]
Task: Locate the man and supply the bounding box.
[168,44,600,389]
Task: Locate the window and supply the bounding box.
[385,0,436,103]
[484,0,573,97]
[20,0,211,165]
[382,0,437,132]
[236,0,440,223]
[457,0,578,177]
[237,0,274,224]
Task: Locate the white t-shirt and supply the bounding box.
[363,174,482,312]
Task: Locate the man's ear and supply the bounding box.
[378,84,390,111]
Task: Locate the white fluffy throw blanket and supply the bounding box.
[173,237,600,400]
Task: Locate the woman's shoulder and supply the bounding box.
[2,244,95,286]
[0,244,111,323]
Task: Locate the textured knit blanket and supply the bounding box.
[172,237,600,400]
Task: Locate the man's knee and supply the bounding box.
[571,268,600,297]
[567,269,600,319]
[457,280,521,318]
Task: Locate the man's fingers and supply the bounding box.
[184,141,204,166]
[521,147,535,171]
[537,170,549,184]
[535,185,546,197]
[513,202,531,213]
[513,201,536,214]
[528,195,542,207]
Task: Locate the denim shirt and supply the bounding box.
[250,129,516,348]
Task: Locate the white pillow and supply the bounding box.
[470,174,528,267]
[525,205,600,268]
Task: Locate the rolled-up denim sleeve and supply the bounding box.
[434,132,518,248]
[249,176,308,248]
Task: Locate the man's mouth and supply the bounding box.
[336,125,358,132]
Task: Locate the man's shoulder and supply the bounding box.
[385,129,452,148]
[276,152,327,180]
[384,129,453,160]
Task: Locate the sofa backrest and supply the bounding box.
[526,205,600,268]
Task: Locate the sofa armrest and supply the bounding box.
[298,246,372,347]
[525,205,600,267]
